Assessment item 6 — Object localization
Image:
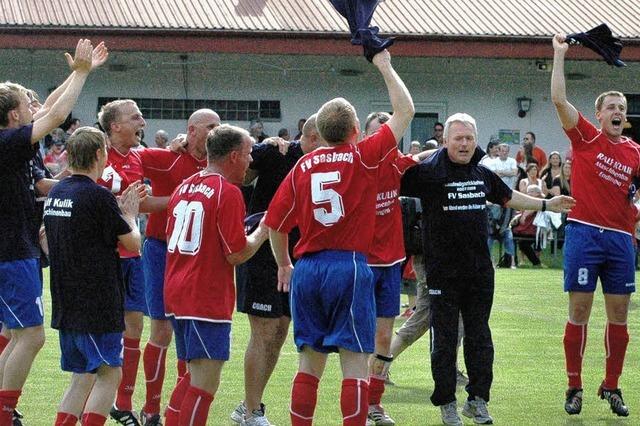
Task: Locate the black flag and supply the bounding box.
[566,24,626,67]
[329,0,394,62]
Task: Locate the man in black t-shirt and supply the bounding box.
[231,115,322,424]
[44,127,141,425]
[0,40,99,423]
[402,113,575,426]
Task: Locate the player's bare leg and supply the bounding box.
[598,294,630,416]
[339,348,370,426]
[0,329,15,385]
[84,365,123,423]
[57,373,96,420]
[564,291,594,415]
[2,325,45,389]
[368,317,395,425]
[244,315,290,413]
[142,318,173,423]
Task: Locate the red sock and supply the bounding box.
[290,372,319,426]
[143,342,167,415]
[54,412,78,426]
[368,375,385,406]
[603,322,629,389]
[165,372,191,426]
[116,337,141,411]
[178,386,213,426]
[341,378,369,426]
[563,322,587,389]
[0,335,9,355]
[81,412,107,426]
[177,359,187,382]
[0,389,21,426]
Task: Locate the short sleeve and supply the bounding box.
[218,185,248,255]
[98,189,132,246]
[564,113,600,151]
[265,169,297,233]
[394,152,418,175]
[358,124,398,167]
[0,125,35,167]
[485,169,513,207]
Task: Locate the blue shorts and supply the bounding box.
[564,222,636,294]
[59,330,123,373]
[371,264,402,318]
[0,258,44,329]
[173,319,231,362]
[121,257,147,314]
[143,238,168,320]
[291,250,375,354]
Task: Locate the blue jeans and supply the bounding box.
[488,229,514,256]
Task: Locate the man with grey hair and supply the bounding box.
[154,130,169,148]
[402,112,575,425]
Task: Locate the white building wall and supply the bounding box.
[1,49,638,157]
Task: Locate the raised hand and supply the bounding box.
[264,137,290,155]
[90,41,109,70]
[553,33,569,53]
[64,39,93,74]
[168,134,188,153]
[118,181,142,219]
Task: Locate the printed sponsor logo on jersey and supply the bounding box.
[43,197,74,218]
[178,182,215,199]
[443,180,487,211]
[595,152,632,188]
[252,302,272,312]
[300,152,354,172]
[626,282,635,287]
[428,289,441,295]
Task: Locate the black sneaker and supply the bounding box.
[12,409,23,426]
[564,388,583,415]
[598,386,629,417]
[140,410,163,425]
[110,405,141,425]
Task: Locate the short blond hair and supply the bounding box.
[98,99,136,136]
[0,82,27,127]
[595,91,626,111]
[316,98,357,144]
[66,127,106,172]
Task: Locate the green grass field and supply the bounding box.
[19,267,640,425]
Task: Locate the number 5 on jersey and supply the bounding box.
[168,200,204,255]
[312,171,344,226]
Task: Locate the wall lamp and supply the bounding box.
[517,96,532,118]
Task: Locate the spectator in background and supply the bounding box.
[519,163,548,196]
[516,132,547,169]
[409,140,422,155]
[44,130,69,175]
[249,119,268,143]
[540,151,563,194]
[65,117,80,139]
[425,121,444,146]
[510,184,544,267]
[493,144,518,189]
[480,138,499,167]
[424,139,438,150]
[551,160,572,197]
[293,118,306,140]
[277,127,290,141]
[154,129,169,148]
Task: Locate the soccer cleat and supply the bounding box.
[230,401,247,423]
[140,410,163,425]
[366,418,375,426]
[240,404,272,426]
[456,369,469,387]
[462,397,493,424]
[440,401,463,426]
[110,406,141,426]
[598,385,629,417]
[12,409,23,426]
[368,404,395,426]
[564,388,583,415]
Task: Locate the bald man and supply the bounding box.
[137,109,221,425]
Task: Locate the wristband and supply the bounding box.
[542,199,547,212]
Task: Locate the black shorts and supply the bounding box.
[236,242,291,318]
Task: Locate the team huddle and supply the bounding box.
[0,31,636,426]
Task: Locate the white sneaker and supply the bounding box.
[462,397,494,424]
[230,401,247,424]
[240,404,272,426]
[440,401,463,426]
[368,404,395,426]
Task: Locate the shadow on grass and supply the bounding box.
[386,384,432,404]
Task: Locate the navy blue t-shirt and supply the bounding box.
[402,147,513,277]
[0,124,40,262]
[44,175,131,333]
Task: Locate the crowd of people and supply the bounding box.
[0,32,635,426]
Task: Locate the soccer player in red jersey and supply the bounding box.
[137,109,220,425]
[163,124,268,426]
[265,49,415,426]
[552,33,640,417]
[97,99,165,425]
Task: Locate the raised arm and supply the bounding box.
[551,34,579,130]
[372,50,415,143]
[31,39,94,143]
[506,190,575,213]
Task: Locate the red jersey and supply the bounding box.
[164,171,247,322]
[265,124,398,258]
[97,147,144,258]
[565,113,640,235]
[369,152,417,265]
[137,148,207,240]
[516,146,547,170]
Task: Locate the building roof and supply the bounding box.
[1,0,638,40]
